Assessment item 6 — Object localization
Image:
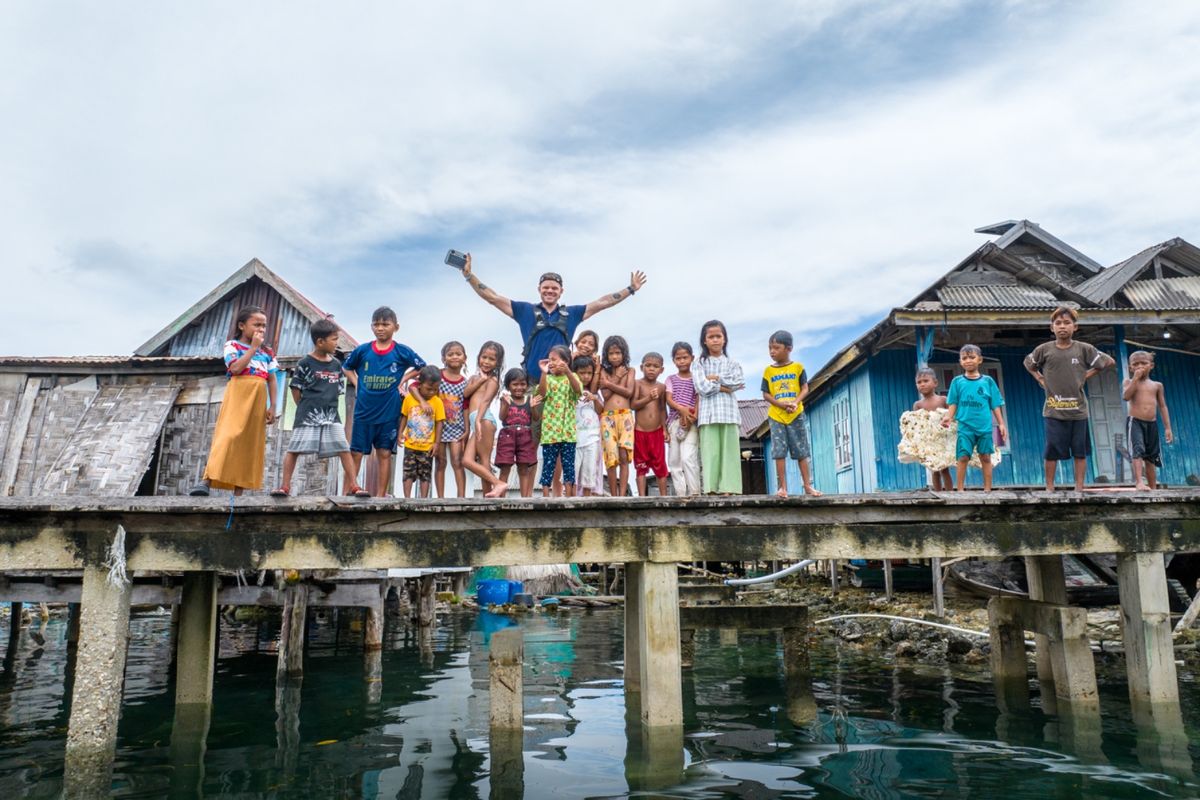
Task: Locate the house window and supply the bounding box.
[833,394,853,470]
[930,360,1011,452]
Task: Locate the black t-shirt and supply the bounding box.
[292,354,345,427]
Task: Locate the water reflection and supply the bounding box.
[0,607,1198,798]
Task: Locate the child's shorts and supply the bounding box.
[601,409,634,468]
[1044,418,1090,461]
[769,415,811,461]
[288,423,350,458]
[634,428,669,478]
[351,420,399,454]
[1126,417,1161,466]
[496,426,537,466]
[404,447,433,483]
[955,425,995,461]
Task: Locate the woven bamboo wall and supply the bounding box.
[37,384,181,495]
[11,381,97,497]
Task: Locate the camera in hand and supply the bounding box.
[444,249,468,270]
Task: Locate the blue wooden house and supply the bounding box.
[759,220,1200,493]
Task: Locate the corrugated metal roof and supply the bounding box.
[937,284,1060,308]
[1123,275,1200,309]
[0,356,219,367]
[738,399,770,439]
[1077,238,1200,305]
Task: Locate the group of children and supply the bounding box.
[912,306,1173,492]
[193,303,1174,500]
[193,305,825,499]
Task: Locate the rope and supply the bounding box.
[103,525,130,588]
[226,494,236,530]
[813,613,988,638]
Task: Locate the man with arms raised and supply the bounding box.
[461,254,648,383]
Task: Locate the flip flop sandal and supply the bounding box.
[270,487,290,497]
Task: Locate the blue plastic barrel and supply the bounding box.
[476,579,511,605]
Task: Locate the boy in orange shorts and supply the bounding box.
[599,334,635,496]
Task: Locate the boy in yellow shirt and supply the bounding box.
[762,331,821,497]
[400,365,446,498]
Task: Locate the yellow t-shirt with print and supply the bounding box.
[761,362,807,424]
[400,394,446,451]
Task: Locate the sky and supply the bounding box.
[3,1,1199,381]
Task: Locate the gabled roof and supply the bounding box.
[976,219,1103,280]
[1075,238,1200,306]
[902,242,1092,311]
[134,259,357,357]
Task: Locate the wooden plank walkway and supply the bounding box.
[2,490,1198,572]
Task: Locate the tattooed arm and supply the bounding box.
[461,254,515,319]
[581,270,647,321]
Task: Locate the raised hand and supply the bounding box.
[630,270,648,292]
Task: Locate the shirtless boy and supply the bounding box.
[632,352,670,496]
[913,367,953,491]
[1122,350,1173,490]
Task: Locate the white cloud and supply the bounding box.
[2,0,1198,385]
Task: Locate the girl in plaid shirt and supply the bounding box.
[693,320,744,494]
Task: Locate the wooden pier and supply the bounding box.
[2,490,1198,797]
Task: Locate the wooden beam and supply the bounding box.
[894,309,1200,328]
[0,378,39,497]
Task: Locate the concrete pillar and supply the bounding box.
[277,583,308,683]
[168,702,211,798]
[783,625,816,725]
[1117,553,1180,716]
[987,597,1030,712]
[451,572,468,598]
[1047,605,1099,709]
[175,572,219,706]
[718,628,738,646]
[637,561,682,728]
[489,628,523,730]
[489,728,524,800]
[883,560,894,601]
[623,693,684,792]
[364,589,385,703]
[63,563,132,799]
[1024,555,1067,714]
[623,562,644,693]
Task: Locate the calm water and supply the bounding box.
[2,606,1199,798]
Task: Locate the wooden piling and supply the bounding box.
[63,562,132,799]
[168,701,211,798]
[1117,552,1180,715]
[636,561,682,728]
[489,628,523,730]
[783,624,816,725]
[1024,555,1068,714]
[418,574,436,628]
[623,562,644,693]
[175,572,219,706]
[987,596,1098,710]
[679,628,695,669]
[986,596,1030,712]
[277,582,308,683]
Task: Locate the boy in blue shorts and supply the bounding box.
[762,330,821,497]
[943,344,1006,491]
[342,306,426,496]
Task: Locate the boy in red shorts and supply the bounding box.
[632,352,670,496]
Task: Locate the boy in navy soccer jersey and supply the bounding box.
[342,306,426,496]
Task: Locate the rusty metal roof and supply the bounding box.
[0,356,219,367]
[738,399,770,439]
[936,284,1060,308]
[1076,238,1200,305]
[1122,275,1200,309]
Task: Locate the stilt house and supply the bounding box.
[0,259,356,498]
[763,221,1200,493]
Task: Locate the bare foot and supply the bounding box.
[1134,482,1149,491]
[484,482,508,498]
[804,486,823,497]
[774,487,788,498]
